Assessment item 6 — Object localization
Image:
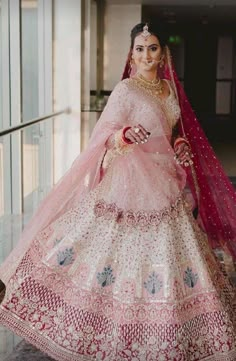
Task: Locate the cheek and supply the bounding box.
[152,50,161,59]
[133,53,142,62]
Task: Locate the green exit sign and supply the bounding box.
[168,35,182,45]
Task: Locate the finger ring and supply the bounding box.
[134,127,140,134]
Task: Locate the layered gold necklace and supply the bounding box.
[134,72,164,96]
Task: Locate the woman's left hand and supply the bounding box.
[174,142,193,166]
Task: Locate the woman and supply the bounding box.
[0,22,236,361]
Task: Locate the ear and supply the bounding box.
[162,46,168,62]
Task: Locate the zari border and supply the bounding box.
[0,307,90,361]
[1,307,236,361]
[203,349,236,361]
[94,194,185,228]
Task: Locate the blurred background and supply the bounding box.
[0,0,236,358]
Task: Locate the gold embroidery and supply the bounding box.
[124,77,181,129]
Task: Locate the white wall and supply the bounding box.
[104,4,141,90]
[53,0,81,183]
[90,1,97,91]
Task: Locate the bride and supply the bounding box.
[0,22,236,361]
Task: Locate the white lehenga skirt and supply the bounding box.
[0,154,236,361]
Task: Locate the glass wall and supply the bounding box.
[0,1,2,130]
[21,0,40,214]
[0,2,3,216]
[0,0,9,217]
[0,0,82,218]
[0,0,53,217]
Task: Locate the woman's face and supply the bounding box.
[132,34,162,73]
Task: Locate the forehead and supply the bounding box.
[133,34,160,47]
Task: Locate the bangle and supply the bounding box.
[122,127,133,144]
[174,137,190,151]
[114,128,134,155]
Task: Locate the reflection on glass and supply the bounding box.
[0,4,3,216]
[21,0,39,214]
[0,144,3,217]
[22,124,40,214]
[216,37,233,114]
[0,3,2,131]
[21,0,39,122]
[216,82,231,114]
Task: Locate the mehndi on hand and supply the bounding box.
[174,137,194,167]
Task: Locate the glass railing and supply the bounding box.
[0,109,70,215]
[0,108,78,359]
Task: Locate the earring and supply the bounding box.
[158,55,165,68]
[128,59,133,75]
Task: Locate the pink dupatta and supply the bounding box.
[0,82,129,284]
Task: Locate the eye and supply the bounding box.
[136,47,143,52]
[150,46,158,51]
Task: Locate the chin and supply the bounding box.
[141,65,156,72]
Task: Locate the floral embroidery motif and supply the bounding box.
[144,272,163,294]
[94,196,182,227]
[97,265,115,287]
[57,247,75,266]
[1,280,236,361]
[54,237,63,246]
[184,267,199,288]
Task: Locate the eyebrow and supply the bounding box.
[135,43,159,48]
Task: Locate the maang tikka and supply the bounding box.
[141,24,151,40]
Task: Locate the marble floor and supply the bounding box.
[2,341,54,361]
[0,213,31,361]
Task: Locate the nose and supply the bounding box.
[143,48,151,59]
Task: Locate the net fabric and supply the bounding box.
[0,78,186,284]
[122,47,236,260]
[165,54,236,259]
[0,82,129,284]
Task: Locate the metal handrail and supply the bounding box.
[0,107,71,137]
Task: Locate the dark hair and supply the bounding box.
[130,22,167,49]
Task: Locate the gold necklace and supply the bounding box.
[137,72,160,85]
[135,73,164,96]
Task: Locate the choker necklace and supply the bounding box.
[135,72,164,95]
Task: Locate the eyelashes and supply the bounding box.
[135,46,158,52]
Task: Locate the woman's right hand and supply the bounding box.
[124,124,151,144]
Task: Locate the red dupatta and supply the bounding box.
[122,46,236,260]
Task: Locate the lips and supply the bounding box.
[143,60,157,65]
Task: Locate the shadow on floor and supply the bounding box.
[0,280,6,304]
[3,341,54,361]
